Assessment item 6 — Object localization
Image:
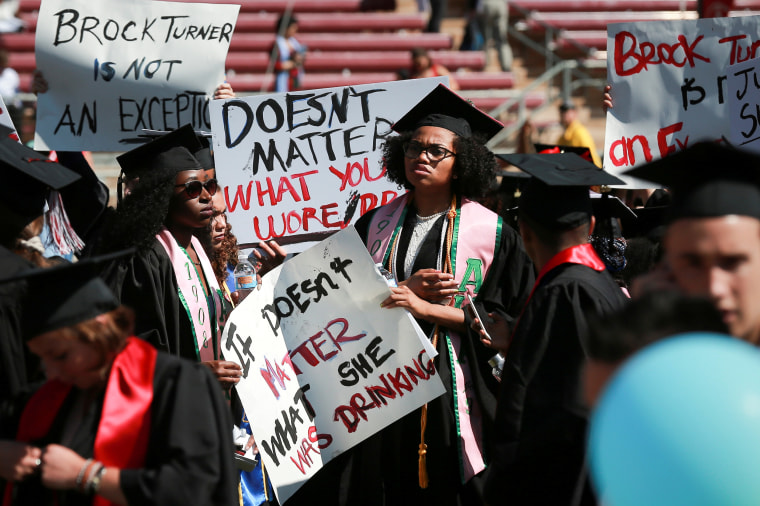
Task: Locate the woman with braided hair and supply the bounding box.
[353,84,534,505]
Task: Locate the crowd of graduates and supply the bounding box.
[0,47,759,506]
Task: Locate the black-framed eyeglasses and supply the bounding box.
[175,178,218,198]
[402,142,455,162]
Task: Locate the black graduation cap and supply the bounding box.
[392,83,503,140]
[497,152,624,229]
[130,128,215,170]
[0,125,80,225]
[116,124,204,178]
[624,142,760,221]
[534,143,593,163]
[632,205,669,241]
[591,194,637,237]
[0,249,131,340]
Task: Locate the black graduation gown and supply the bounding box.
[484,263,628,505]
[353,205,535,506]
[0,246,41,408]
[8,351,237,506]
[99,241,199,362]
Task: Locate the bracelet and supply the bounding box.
[87,466,107,495]
[82,461,102,494]
[75,458,93,490]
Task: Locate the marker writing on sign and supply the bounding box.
[52,9,233,46]
[260,256,353,336]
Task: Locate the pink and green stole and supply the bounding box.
[156,228,223,362]
[366,194,502,483]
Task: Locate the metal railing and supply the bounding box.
[485,3,610,149]
[486,58,607,149]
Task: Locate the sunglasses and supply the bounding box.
[402,141,455,162]
[175,178,218,198]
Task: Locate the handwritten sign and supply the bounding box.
[34,0,239,151]
[222,226,445,504]
[604,15,760,187]
[209,76,447,249]
[728,56,760,153]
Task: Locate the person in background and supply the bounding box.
[271,13,305,93]
[96,125,242,390]
[481,152,627,505]
[583,291,727,408]
[0,128,81,412]
[354,84,535,505]
[557,101,602,167]
[425,0,446,33]
[478,0,513,71]
[0,49,19,119]
[0,255,237,506]
[400,47,459,91]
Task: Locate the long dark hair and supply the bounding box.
[97,165,177,253]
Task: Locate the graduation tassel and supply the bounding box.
[418,399,430,488]
[418,195,457,489]
[45,190,84,256]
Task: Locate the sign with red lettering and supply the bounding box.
[222,226,444,504]
[208,76,447,250]
[34,0,239,151]
[728,56,760,153]
[604,15,760,186]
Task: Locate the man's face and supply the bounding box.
[665,215,760,344]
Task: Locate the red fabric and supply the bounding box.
[3,338,156,506]
[510,243,605,345]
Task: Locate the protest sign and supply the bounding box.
[604,15,760,187]
[34,0,239,151]
[222,226,445,504]
[728,56,760,153]
[0,95,19,141]
[209,76,447,250]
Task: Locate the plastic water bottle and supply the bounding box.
[234,252,257,301]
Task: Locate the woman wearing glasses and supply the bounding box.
[95,125,241,389]
[353,85,535,506]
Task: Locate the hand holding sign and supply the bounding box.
[34,0,240,151]
[223,227,445,504]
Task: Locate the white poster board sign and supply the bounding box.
[604,15,760,187]
[222,226,445,504]
[209,76,447,250]
[34,0,239,151]
[728,56,760,153]
[0,95,20,141]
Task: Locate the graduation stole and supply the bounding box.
[366,194,501,485]
[3,338,156,506]
[156,228,223,363]
[510,243,605,343]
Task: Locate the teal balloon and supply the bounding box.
[589,333,760,506]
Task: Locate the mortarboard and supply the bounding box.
[498,152,624,229]
[631,205,669,241]
[0,249,131,340]
[0,125,81,226]
[624,142,760,221]
[534,143,593,163]
[116,124,203,179]
[392,83,503,141]
[591,194,637,237]
[128,128,215,170]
